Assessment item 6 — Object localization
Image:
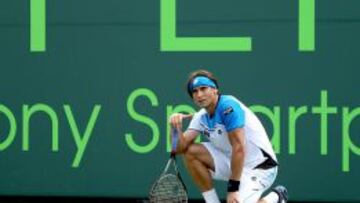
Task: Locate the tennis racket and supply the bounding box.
[149,127,188,203]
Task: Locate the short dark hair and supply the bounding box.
[186,69,219,98]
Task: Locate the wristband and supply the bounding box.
[227,179,240,192]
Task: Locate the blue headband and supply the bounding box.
[189,76,217,92]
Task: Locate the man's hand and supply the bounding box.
[227,191,241,203]
[169,113,194,154]
[169,113,193,130]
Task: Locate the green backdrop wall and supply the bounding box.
[1,0,360,202]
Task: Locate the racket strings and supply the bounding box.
[149,174,187,203]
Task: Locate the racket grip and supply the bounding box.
[171,127,179,154]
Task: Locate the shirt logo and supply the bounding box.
[223,106,234,115]
[202,130,210,137]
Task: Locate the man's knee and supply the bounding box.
[183,144,199,162]
[183,144,213,167]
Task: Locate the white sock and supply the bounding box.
[263,191,280,203]
[202,188,221,203]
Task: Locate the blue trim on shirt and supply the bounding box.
[219,96,245,132]
[200,95,245,132]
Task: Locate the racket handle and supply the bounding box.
[171,127,179,155]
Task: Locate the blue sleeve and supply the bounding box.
[220,99,245,132]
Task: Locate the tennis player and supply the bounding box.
[169,70,288,203]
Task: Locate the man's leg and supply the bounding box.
[182,143,214,191]
[238,167,288,203]
[182,143,220,203]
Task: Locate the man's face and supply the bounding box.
[192,86,218,108]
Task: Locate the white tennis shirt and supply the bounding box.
[187,95,277,170]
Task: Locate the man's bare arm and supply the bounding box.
[176,129,199,154]
[228,128,246,181]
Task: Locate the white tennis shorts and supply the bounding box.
[202,142,278,203]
